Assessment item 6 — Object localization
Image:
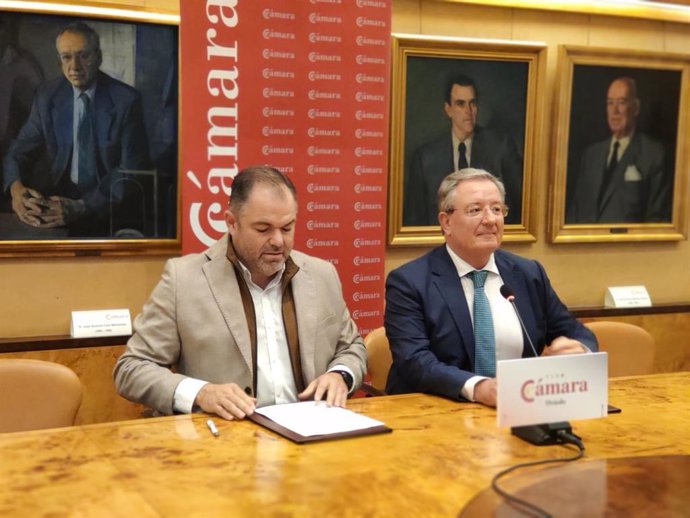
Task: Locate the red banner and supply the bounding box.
[180,0,390,334]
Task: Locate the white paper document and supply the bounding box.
[254,401,386,437]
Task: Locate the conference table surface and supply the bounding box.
[1,372,688,517]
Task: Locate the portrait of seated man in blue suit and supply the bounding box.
[403,74,523,227]
[3,21,150,237]
[386,169,597,407]
[566,76,671,224]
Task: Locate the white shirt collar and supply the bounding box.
[445,244,498,277]
[452,132,473,153]
[236,260,285,291]
[72,84,96,102]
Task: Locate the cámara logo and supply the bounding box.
[520,375,589,403]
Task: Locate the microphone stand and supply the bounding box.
[501,286,581,447]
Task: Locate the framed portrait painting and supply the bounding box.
[549,45,690,243]
[0,2,179,256]
[387,34,545,246]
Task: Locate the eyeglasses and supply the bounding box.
[445,204,508,219]
[59,51,96,66]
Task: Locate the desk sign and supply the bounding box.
[70,309,132,338]
[496,353,608,428]
[604,285,651,308]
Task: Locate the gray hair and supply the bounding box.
[610,76,638,101]
[437,168,506,213]
[56,21,101,55]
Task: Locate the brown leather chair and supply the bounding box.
[584,321,655,377]
[362,327,392,396]
[0,359,83,433]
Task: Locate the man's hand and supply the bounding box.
[542,336,588,356]
[194,383,257,421]
[298,372,349,408]
[473,378,497,407]
[9,180,47,226]
[37,196,86,227]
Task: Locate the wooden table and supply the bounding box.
[1,373,688,517]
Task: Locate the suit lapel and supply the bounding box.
[202,238,253,372]
[51,82,74,178]
[290,255,317,382]
[442,134,455,173]
[590,140,609,196]
[429,248,476,362]
[469,128,486,168]
[94,75,115,146]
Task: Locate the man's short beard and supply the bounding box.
[256,256,286,277]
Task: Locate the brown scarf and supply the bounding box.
[225,237,305,397]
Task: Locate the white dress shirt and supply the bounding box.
[452,132,473,170]
[446,245,524,401]
[608,133,631,166]
[173,261,354,413]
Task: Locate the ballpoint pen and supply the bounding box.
[206,419,219,437]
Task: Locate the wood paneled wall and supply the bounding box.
[0,345,144,425]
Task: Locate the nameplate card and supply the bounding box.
[496,352,608,428]
[604,285,652,308]
[70,309,132,338]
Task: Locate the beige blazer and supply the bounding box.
[114,235,367,415]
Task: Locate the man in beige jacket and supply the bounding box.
[114,166,366,419]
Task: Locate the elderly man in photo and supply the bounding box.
[3,21,150,236]
[386,169,596,407]
[567,76,670,224]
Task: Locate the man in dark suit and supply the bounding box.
[3,21,150,236]
[386,169,596,407]
[567,76,670,224]
[403,74,523,226]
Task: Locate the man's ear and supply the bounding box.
[444,102,452,119]
[438,211,450,235]
[225,209,236,232]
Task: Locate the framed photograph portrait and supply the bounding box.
[549,45,690,243]
[0,2,179,255]
[387,34,545,246]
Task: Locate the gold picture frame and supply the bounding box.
[387,33,545,247]
[0,1,180,257]
[549,45,690,243]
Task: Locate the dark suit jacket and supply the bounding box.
[384,246,597,400]
[403,127,523,226]
[3,71,150,220]
[567,132,670,223]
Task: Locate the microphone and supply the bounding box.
[499,284,581,447]
[499,284,538,358]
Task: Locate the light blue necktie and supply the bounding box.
[468,270,496,377]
